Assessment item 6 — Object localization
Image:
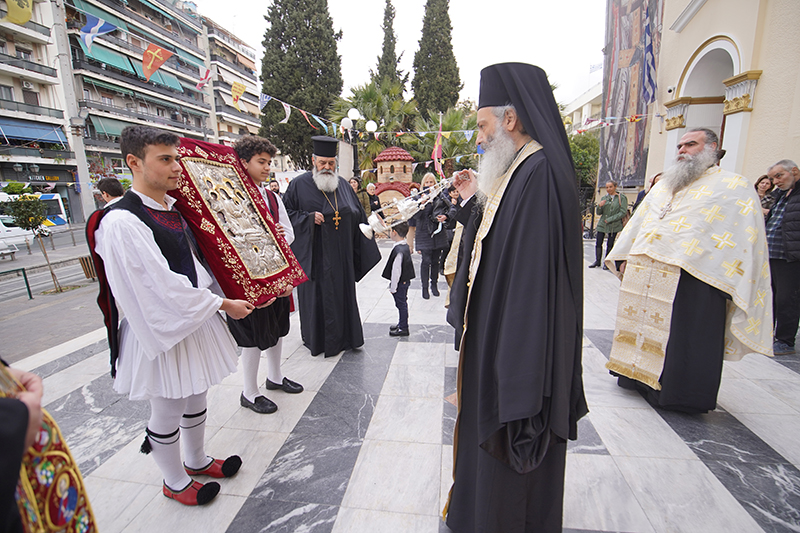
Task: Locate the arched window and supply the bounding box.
[390,164,395,173]
[403,165,406,173]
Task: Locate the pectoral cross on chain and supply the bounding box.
[332,211,341,229]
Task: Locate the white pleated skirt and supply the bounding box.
[113,312,239,401]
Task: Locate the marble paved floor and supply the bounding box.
[22,241,800,532]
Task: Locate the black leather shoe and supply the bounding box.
[588,261,600,268]
[390,325,400,332]
[422,286,430,299]
[602,265,610,271]
[265,377,304,394]
[240,393,277,414]
[430,283,440,297]
[390,328,409,337]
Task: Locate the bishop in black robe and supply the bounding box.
[283,170,380,357]
[445,63,588,533]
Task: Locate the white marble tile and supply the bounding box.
[204,384,245,428]
[439,445,453,515]
[341,440,442,516]
[753,378,800,412]
[223,387,314,434]
[364,307,403,325]
[16,327,107,371]
[118,493,247,533]
[563,454,654,532]
[89,436,167,486]
[582,372,651,409]
[203,427,289,497]
[391,342,446,366]
[365,395,443,444]
[728,353,800,381]
[614,457,764,533]
[84,477,160,533]
[277,350,338,392]
[332,508,442,533]
[41,352,110,405]
[409,309,450,326]
[581,343,612,374]
[735,413,800,468]
[717,377,798,415]
[380,365,444,398]
[444,345,459,368]
[589,406,697,459]
[721,361,746,379]
[582,299,619,330]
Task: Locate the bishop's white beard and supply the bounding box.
[312,167,339,193]
[660,145,718,194]
[477,125,518,201]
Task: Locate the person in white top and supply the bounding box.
[91,126,256,506]
[228,136,302,415]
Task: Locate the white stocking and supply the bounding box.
[265,338,283,384]
[181,392,210,470]
[241,347,262,402]
[148,396,191,490]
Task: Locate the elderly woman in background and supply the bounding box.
[366,183,381,217]
[350,177,371,216]
[755,174,775,217]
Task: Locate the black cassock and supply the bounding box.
[446,150,588,532]
[283,173,380,357]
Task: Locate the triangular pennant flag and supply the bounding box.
[396,132,405,137]
[456,156,462,163]
[477,144,485,155]
[299,109,318,129]
[425,161,431,168]
[312,115,328,133]
[230,82,246,112]
[442,131,451,139]
[259,93,272,111]
[464,130,474,142]
[279,102,291,123]
[142,44,173,82]
[1,0,32,25]
[412,163,418,171]
[80,14,116,53]
[195,68,211,91]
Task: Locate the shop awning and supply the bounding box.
[83,77,135,97]
[133,91,180,110]
[91,116,136,137]
[157,71,184,93]
[70,0,129,31]
[82,43,137,75]
[0,117,67,143]
[175,47,203,65]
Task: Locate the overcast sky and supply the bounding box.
[193,0,607,107]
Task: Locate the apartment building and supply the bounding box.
[0,0,80,221]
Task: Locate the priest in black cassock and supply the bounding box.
[444,63,588,532]
[283,136,381,357]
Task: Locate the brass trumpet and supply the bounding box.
[359,172,470,238]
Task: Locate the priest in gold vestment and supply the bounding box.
[605,128,773,413]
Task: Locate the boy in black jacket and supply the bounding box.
[383,222,415,336]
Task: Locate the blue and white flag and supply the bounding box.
[642,4,657,105]
[259,93,271,111]
[80,14,116,53]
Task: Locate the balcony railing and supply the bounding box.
[212,80,259,105]
[0,9,51,36]
[210,54,256,79]
[90,0,204,56]
[217,130,243,140]
[2,147,75,159]
[73,59,210,109]
[0,52,58,77]
[215,103,259,124]
[79,99,209,134]
[0,99,64,118]
[207,27,256,61]
[84,136,120,149]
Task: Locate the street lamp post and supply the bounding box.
[341,110,378,180]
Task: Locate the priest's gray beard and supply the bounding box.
[477,125,517,202]
[661,145,718,194]
[313,167,339,193]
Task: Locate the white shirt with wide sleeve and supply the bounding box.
[95,189,238,400]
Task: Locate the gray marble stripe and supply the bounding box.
[33,338,110,379]
[772,353,800,377]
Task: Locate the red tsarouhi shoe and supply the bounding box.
[184,455,242,478]
[163,480,220,506]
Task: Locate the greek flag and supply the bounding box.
[259,93,271,111]
[80,14,116,53]
[642,6,657,105]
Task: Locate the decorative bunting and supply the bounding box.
[142,44,173,82]
[279,102,291,124]
[299,109,318,130]
[80,14,116,53]
[463,130,474,143]
[230,81,246,112]
[1,0,32,25]
[196,68,211,91]
[441,131,451,139]
[312,114,328,133]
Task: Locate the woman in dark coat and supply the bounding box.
[412,173,450,299]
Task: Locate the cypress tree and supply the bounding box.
[259,0,343,169]
[412,0,462,119]
[371,0,408,87]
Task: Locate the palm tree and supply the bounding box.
[407,105,477,178]
[329,79,418,171]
